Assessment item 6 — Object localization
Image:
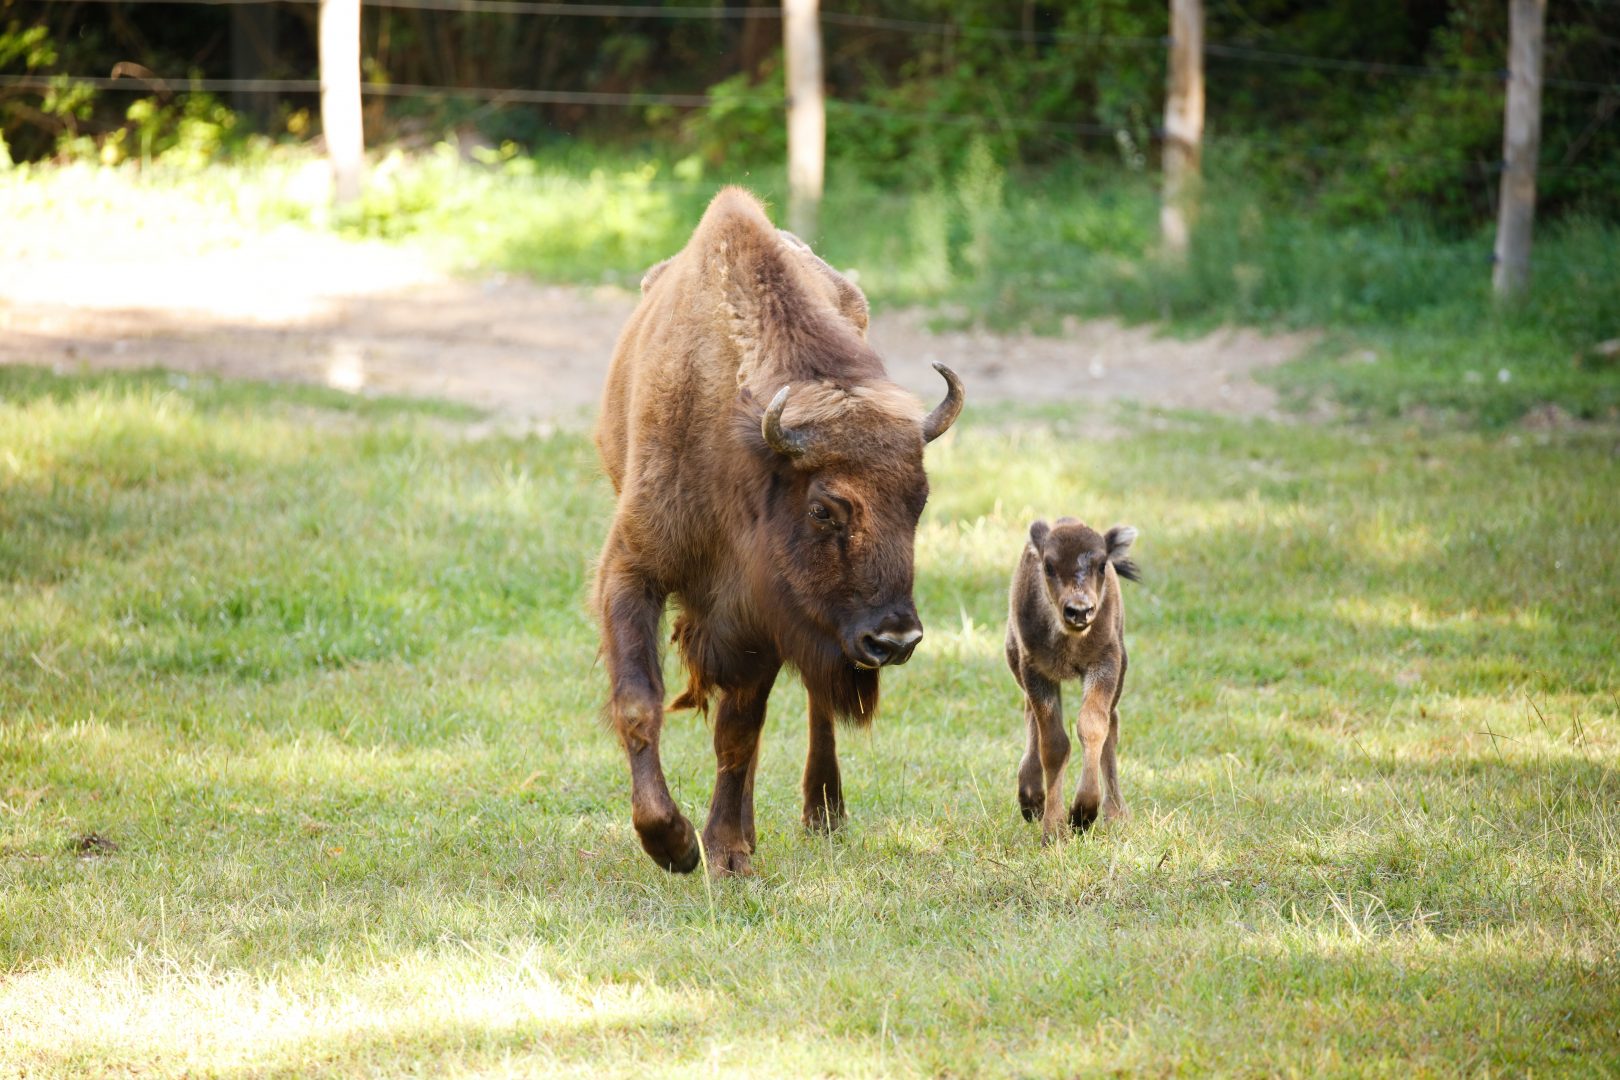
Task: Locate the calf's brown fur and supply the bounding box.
[1005,518,1140,842]
[593,187,964,876]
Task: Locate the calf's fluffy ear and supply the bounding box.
[1028,520,1051,549]
[1105,525,1142,582]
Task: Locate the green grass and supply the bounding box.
[8,151,1617,425]
[2,368,1616,1076]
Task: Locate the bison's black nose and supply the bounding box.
[858,626,924,668]
[1062,602,1094,629]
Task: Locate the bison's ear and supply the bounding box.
[1028,520,1051,549]
[1106,525,1142,582]
[640,257,672,295]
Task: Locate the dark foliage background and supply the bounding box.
[4,0,1618,227]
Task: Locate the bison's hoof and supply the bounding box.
[1018,788,1044,822]
[635,813,700,874]
[802,802,847,835]
[706,846,755,878]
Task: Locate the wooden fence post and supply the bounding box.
[1160,0,1204,258]
[1493,0,1546,299]
[319,0,365,208]
[784,0,824,242]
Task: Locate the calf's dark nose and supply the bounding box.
[1063,602,1094,627]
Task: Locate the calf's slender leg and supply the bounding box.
[1102,651,1128,821]
[802,692,846,832]
[1069,661,1121,832]
[701,667,778,877]
[1008,639,1044,820]
[598,555,698,873]
[1101,706,1127,822]
[1023,669,1070,844]
[1017,699,1045,821]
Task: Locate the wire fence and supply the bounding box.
[8,0,1619,273]
[28,0,1620,93]
[5,67,1612,186]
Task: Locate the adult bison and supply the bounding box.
[593,187,964,876]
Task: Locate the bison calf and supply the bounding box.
[1004,518,1140,842]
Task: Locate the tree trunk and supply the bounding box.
[1493,0,1545,299]
[319,0,365,208]
[784,0,824,242]
[1160,0,1204,259]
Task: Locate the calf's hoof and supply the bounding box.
[1018,787,1044,822]
[803,804,847,835]
[634,811,700,874]
[1068,801,1099,834]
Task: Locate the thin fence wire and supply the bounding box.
[44,0,766,14]
[0,73,715,107]
[9,71,1617,185]
[0,72,1125,139]
[26,0,1620,93]
[1206,42,1616,93]
[1201,41,1505,81]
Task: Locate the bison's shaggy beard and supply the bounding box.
[668,607,882,727]
[781,621,882,726]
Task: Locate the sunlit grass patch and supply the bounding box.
[1,370,1616,1076]
[3,950,707,1075]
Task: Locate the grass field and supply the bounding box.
[1,366,1616,1076]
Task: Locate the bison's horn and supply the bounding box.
[922,361,964,443]
[762,385,809,458]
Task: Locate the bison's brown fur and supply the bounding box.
[593,188,963,875]
[1005,518,1140,842]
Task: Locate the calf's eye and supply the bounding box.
[809,504,832,523]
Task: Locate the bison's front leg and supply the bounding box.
[598,560,698,873]
[702,667,779,877]
[802,694,846,833]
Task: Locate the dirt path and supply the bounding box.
[0,227,1316,428]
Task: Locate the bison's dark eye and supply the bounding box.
[809,503,834,526]
[1043,558,1056,576]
